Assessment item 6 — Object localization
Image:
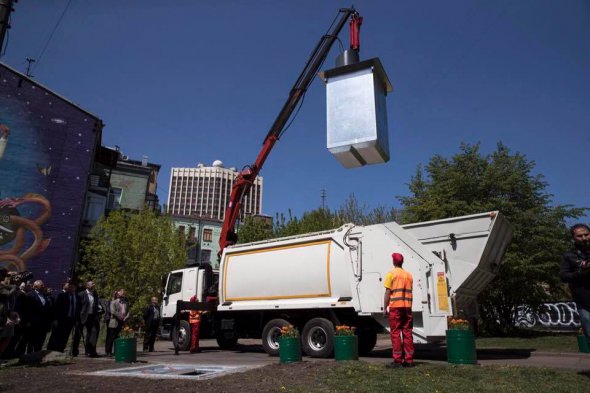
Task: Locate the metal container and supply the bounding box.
[320,58,393,168]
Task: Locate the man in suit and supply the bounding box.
[23,280,52,352]
[143,296,160,352]
[72,281,102,357]
[47,281,77,352]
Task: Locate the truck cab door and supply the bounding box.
[161,271,183,319]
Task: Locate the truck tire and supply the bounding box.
[301,318,334,358]
[358,330,377,355]
[171,320,191,351]
[261,318,290,356]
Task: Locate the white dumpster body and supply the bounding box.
[218,211,513,343]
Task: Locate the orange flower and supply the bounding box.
[335,325,356,336]
[280,324,299,338]
[447,317,470,330]
[120,325,136,338]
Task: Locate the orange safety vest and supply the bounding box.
[387,267,413,308]
[189,310,201,324]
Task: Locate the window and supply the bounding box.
[107,187,122,210]
[200,249,211,263]
[203,228,213,242]
[166,272,183,295]
[84,194,105,224]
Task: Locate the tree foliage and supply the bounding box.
[80,209,187,327]
[398,142,586,334]
[236,215,274,244]
[237,195,402,244]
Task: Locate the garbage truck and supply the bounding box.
[160,210,513,357]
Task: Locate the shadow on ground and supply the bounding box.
[366,344,533,361]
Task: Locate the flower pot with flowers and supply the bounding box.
[115,325,138,363]
[279,325,302,364]
[577,328,589,353]
[334,325,358,361]
[446,317,476,365]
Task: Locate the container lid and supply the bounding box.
[319,57,393,93]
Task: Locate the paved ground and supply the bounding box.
[128,335,590,372]
[3,335,588,393]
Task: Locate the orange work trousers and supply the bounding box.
[190,322,200,353]
[388,307,415,364]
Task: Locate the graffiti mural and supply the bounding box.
[0,64,101,289]
[514,302,581,329]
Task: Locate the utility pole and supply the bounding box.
[25,57,35,77]
[0,0,15,55]
[320,189,327,210]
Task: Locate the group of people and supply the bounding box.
[0,273,162,359]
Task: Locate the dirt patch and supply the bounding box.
[0,358,329,393]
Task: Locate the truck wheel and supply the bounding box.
[358,330,377,355]
[171,320,191,351]
[301,318,334,358]
[216,334,238,349]
[261,318,290,356]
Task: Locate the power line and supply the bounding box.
[33,0,73,72]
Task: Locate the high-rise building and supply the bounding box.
[167,160,263,221]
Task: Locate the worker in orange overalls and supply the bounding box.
[188,295,202,353]
[383,252,415,368]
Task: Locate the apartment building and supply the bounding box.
[167,160,262,221]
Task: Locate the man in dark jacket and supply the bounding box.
[47,281,77,352]
[143,296,160,352]
[560,223,590,341]
[23,280,52,352]
[72,281,102,357]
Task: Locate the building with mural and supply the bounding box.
[0,63,102,289]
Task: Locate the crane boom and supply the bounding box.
[218,8,362,254]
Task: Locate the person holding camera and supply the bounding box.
[560,223,590,342]
[0,268,19,358]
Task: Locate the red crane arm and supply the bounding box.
[218,8,361,255]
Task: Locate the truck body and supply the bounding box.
[161,211,512,357]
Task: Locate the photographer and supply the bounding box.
[0,268,19,358]
[560,223,590,342]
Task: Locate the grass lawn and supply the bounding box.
[286,361,590,393]
[476,332,581,352]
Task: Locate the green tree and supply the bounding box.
[237,215,274,243]
[337,194,401,225]
[398,142,586,334]
[80,209,187,327]
[237,195,403,244]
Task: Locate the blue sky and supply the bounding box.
[3,0,589,221]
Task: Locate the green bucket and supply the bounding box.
[577,335,590,353]
[115,337,137,363]
[279,337,301,364]
[334,335,358,361]
[446,329,477,365]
